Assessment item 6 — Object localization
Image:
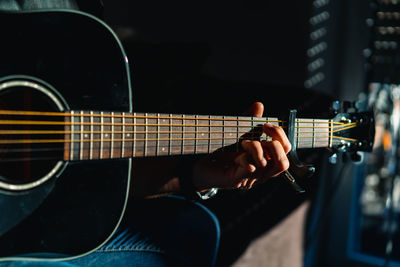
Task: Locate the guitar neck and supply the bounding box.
[64,111,332,161]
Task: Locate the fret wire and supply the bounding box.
[329,120,333,147]
[208,115,211,153]
[296,119,299,149]
[312,119,315,148]
[111,112,114,158]
[182,114,185,155]
[144,113,148,157]
[156,113,160,156]
[70,111,74,161]
[222,115,225,149]
[236,115,239,152]
[133,113,136,157]
[122,112,125,158]
[90,111,94,159]
[100,111,104,159]
[80,111,84,160]
[195,115,198,154]
[168,114,172,156]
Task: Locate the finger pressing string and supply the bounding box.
[262,140,290,177]
[263,123,292,154]
[241,140,267,168]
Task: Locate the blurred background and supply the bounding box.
[93,0,400,266]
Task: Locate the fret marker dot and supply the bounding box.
[201,133,205,136]
[84,134,89,138]
[105,134,109,137]
[127,134,130,137]
[162,147,166,152]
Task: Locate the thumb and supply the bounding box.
[243,102,264,117]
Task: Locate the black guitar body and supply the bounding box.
[0,10,132,260]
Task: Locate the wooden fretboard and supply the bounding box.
[64,111,332,161]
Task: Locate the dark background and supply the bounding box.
[99,1,371,266]
[101,0,328,118]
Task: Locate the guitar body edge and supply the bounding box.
[0,10,133,260]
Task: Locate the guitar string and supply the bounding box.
[0,109,352,125]
[0,120,357,158]
[0,127,354,135]
[0,137,352,162]
[0,132,358,145]
[0,138,341,152]
[0,120,358,140]
[331,124,359,133]
[0,114,362,161]
[0,110,284,124]
[0,122,359,145]
[0,120,349,127]
[0,140,347,163]
[0,120,356,129]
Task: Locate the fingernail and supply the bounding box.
[249,164,256,172]
[261,158,267,167]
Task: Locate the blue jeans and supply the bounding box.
[1,196,220,267]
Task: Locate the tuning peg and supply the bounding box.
[331,101,340,114]
[329,153,338,164]
[342,101,357,113]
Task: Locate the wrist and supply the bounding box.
[178,157,218,200]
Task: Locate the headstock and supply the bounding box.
[283,106,375,192]
[331,111,375,153]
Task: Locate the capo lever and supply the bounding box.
[284,109,315,194]
[283,170,306,194]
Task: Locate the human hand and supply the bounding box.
[192,102,291,191]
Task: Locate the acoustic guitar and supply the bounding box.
[0,9,375,261]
